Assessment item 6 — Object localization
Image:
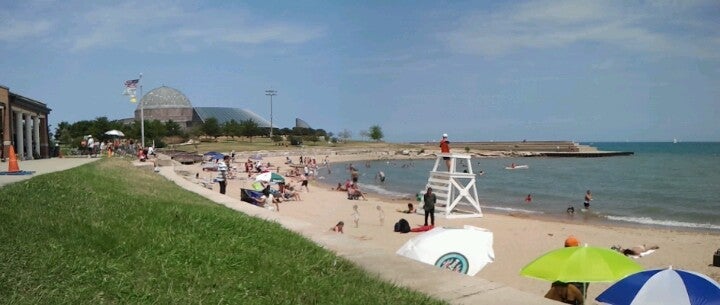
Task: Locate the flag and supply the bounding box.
[125,79,139,88]
[122,79,139,96]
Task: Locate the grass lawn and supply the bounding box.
[0,158,445,304]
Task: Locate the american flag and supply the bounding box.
[124,79,139,89]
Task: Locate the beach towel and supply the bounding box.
[410,225,434,232]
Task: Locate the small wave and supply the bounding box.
[605,215,720,230]
[482,205,543,214]
[358,184,412,198]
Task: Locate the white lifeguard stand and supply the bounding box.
[424,153,482,218]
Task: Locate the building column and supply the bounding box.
[24,113,33,160]
[39,117,49,158]
[14,110,24,160]
[33,115,40,158]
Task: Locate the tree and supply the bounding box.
[369,125,384,142]
[338,129,352,142]
[201,117,222,138]
[165,120,183,137]
[239,119,260,142]
[222,120,242,139]
[359,130,369,141]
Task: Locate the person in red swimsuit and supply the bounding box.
[440,133,451,171]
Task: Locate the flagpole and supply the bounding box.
[139,73,144,148]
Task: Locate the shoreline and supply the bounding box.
[172,149,720,302]
[315,178,720,235]
[305,152,720,235]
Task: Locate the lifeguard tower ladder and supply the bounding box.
[424,153,482,218]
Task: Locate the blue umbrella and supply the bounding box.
[203,151,225,160]
[596,267,720,305]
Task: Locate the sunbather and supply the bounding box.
[611,244,659,256]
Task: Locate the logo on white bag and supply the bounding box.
[435,252,469,274]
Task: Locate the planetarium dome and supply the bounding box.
[134,86,195,127]
[137,86,193,110]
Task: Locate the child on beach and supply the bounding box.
[331,221,344,233]
[397,203,416,214]
[352,205,360,228]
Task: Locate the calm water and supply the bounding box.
[321,142,720,231]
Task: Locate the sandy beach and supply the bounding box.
[173,149,720,303]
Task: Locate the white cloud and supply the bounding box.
[0,19,52,42]
[442,0,720,60]
[1,1,324,52]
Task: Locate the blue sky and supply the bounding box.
[1,0,718,142]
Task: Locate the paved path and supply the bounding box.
[0,157,98,187]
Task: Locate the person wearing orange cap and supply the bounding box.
[562,235,587,299]
[564,235,580,247]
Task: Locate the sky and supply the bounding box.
[1,0,719,142]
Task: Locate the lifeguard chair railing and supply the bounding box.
[424,152,482,218]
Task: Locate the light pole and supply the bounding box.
[265,89,277,138]
[138,73,145,147]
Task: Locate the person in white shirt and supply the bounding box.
[216,155,229,194]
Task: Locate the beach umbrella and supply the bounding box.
[521,245,643,298]
[104,129,125,137]
[203,151,225,160]
[255,172,285,183]
[596,267,720,305]
[396,225,494,276]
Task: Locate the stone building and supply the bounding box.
[0,85,52,161]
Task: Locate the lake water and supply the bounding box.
[320,142,720,231]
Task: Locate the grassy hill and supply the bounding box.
[0,158,445,304]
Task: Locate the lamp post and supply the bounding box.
[265,89,277,138]
[138,73,145,147]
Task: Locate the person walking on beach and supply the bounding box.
[583,190,592,209]
[423,187,437,226]
[440,133,451,171]
[216,156,229,195]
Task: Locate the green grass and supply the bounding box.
[0,159,446,305]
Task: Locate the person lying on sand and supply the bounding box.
[611,244,659,256]
[396,203,416,214]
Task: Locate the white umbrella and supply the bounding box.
[396,225,494,276]
[104,130,125,137]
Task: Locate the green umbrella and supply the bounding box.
[520,245,643,299]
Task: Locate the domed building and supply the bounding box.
[135,86,194,127]
[133,86,271,129]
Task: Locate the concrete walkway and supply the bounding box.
[0,157,98,187]
[1,157,557,304]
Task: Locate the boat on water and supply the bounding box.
[505,165,529,170]
[673,138,678,144]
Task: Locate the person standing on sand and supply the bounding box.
[583,190,593,209]
[440,133,451,171]
[216,156,229,195]
[423,187,437,226]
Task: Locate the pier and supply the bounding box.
[411,141,634,157]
